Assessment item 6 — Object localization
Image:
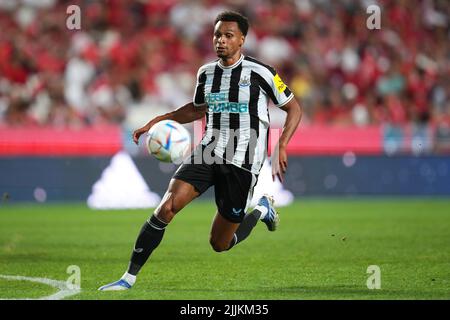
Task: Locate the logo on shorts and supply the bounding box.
[232,208,243,216]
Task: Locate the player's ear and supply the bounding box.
[240,36,245,47]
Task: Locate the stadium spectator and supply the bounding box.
[0,0,448,134]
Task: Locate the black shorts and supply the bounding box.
[173,162,258,223]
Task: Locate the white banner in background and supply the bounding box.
[87,151,161,209]
[251,159,294,207]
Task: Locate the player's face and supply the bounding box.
[213,21,245,59]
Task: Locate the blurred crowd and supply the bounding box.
[0,0,449,131]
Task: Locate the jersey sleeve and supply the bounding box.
[259,68,294,107]
[271,72,294,107]
[193,67,207,107]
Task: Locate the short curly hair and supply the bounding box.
[214,11,249,36]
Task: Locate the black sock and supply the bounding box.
[127,215,168,276]
[227,209,262,250]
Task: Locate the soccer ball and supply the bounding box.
[146,120,191,163]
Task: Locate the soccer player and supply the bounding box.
[99,11,302,291]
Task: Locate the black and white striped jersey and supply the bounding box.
[192,54,294,175]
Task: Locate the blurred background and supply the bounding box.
[0,0,449,205]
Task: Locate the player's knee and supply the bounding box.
[155,201,176,223]
[209,237,229,253]
[155,196,185,223]
[171,197,185,215]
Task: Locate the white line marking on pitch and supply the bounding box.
[0,274,81,300]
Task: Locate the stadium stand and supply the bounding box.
[0,0,448,155]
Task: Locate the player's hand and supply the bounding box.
[132,124,151,145]
[272,144,288,183]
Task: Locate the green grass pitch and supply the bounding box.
[0,199,449,300]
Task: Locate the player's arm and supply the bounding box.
[272,98,302,182]
[132,102,207,145]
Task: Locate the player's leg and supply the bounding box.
[209,164,279,252]
[98,178,198,291]
[210,197,278,252]
[126,178,199,276]
[209,211,240,252]
[208,164,255,252]
[99,162,214,291]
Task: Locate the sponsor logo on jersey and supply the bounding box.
[208,103,248,113]
[205,93,249,113]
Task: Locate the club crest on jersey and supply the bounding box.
[238,76,251,87]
